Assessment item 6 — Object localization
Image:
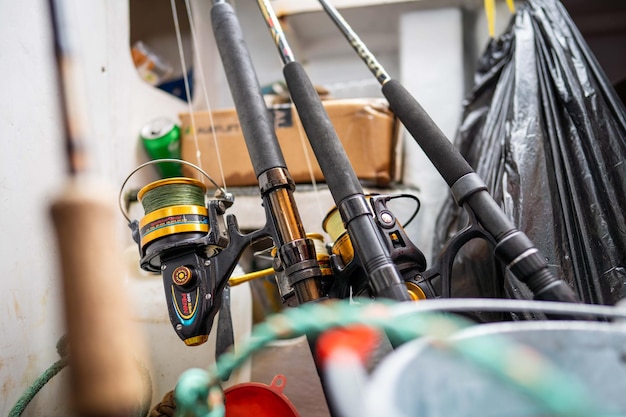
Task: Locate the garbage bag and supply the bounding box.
[432,0,626,310]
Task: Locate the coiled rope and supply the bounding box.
[174,298,614,417]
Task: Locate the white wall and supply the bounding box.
[398,7,465,262]
[1,2,67,414]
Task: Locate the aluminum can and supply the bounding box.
[140,118,182,178]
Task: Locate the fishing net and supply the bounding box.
[432,0,626,311]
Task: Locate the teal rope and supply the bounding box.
[8,336,68,417]
[8,359,67,417]
[8,358,68,417]
[7,335,153,417]
[174,299,611,417]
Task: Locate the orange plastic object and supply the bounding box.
[224,375,300,417]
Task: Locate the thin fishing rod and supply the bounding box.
[49,0,89,177]
[47,0,146,415]
[318,0,391,86]
[257,2,296,65]
[317,0,580,305]
[210,0,325,305]
[257,0,411,302]
[317,0,477,187]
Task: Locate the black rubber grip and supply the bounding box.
[383,79,580,305]
[382,79,473,187]
[211,2,287,176]
[283,62,409,301]
[532,279,581,304]
[377,282,412,301]
[495,231,581,303]
[283,61,364,201]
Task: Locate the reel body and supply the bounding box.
[128,177,232,346]
[323,194,437,301]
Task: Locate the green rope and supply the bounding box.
[8,335,153,417]
[8,336,68,417]
[141,183,205,213]
[8,359,68,417]
[174,299,610,417]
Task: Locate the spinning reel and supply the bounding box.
[322,194,436,301]
[120,159,235,346]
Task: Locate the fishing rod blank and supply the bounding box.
[316,0,580,305]
[210,0,325,305]
[47,0,147,414]
[257,0,411,302]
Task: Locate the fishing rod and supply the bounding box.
[206,3,425,415]
[123,0,329,351]
[209,0,328,305]
[315,0,580,305]
[47,0,147,415]
[256,0,434,302]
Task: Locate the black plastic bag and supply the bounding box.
[432,0,626,308]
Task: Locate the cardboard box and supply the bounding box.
[179,99,401,188]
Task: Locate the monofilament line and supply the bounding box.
[171,0,203,179]
[184,0,228,192]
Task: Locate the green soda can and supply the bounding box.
[140,118,183,178]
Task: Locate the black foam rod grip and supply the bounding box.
[382,79,473,187]
[383,80,581,304]
[211,2,287,176]
[283,61,364,202]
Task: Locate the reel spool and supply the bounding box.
[322,206,354,268]
[138,177,211,261]
[322,201,375,298]
[119,159,232,272]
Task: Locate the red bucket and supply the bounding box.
[224,374,300,417]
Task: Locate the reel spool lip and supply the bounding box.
[118,158,231,223]
[322,205,345,243]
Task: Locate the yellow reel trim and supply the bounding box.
[139,204,208,226]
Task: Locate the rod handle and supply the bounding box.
[383,80,580,304]
[381,79,473,187]
[211,1,287,176]
[50,180,146,417]
[283,61,364,201]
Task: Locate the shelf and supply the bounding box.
[270,0,477,15]
[271,0,412,15]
